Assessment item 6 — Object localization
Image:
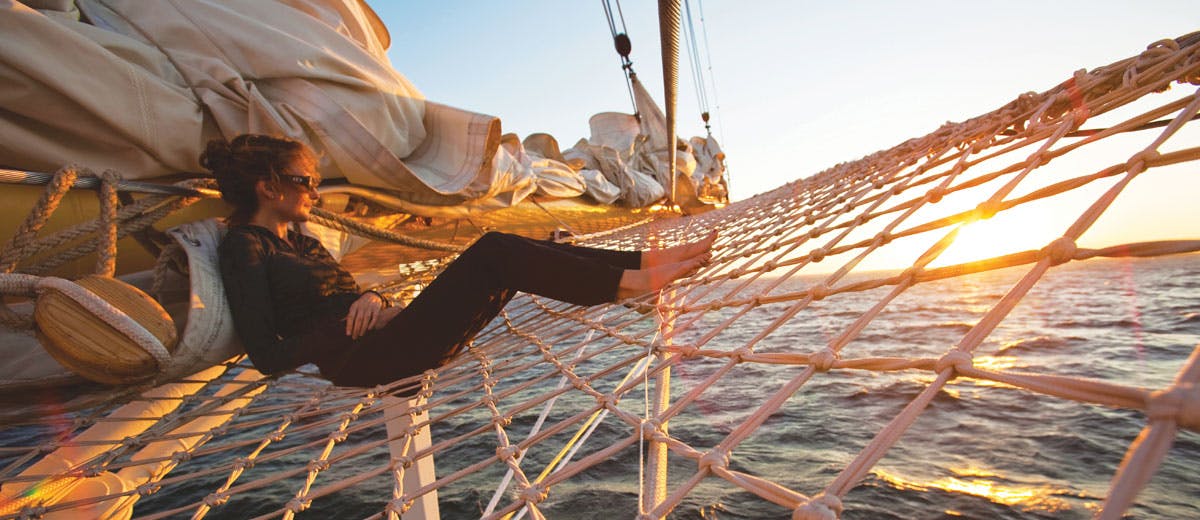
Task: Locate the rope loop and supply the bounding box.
[95,169,123,277]
[1040,237,1078,266]
[793,493,843,520]
[935,349,974,378]
[1146,383,1199,431]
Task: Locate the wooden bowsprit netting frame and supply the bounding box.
[3,34,1200,520]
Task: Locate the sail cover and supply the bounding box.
[0,0,532,206]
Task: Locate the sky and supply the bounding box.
[371,1,1199,266]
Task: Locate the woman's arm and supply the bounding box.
[219,232,306,374]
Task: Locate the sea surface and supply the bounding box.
[501,253,1200,520]
[333,253,1199,519]
[7,254,1198,519]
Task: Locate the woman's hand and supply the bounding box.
[344,292,386,339]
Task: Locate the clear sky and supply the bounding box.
[372,1,1198,266]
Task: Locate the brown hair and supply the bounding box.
[199,134,318,225]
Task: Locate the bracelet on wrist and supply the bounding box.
[363,289,391,308]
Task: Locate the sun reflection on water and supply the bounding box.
[872,466,1083,514]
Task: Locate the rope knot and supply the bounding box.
[809,248,827,263]
[925,187,945,204]
[973,201,1000,221]
[935,349,974,377]
[496,445,521,461]
[394,455,413,469]
[598,394,618,409]
[1040,237,1077,266]
[793,493,843,520]
[203,491,230,507]
[17,505,47,518]
[306,459,331,473]
[285,497,311,513]
[809,284,830,301]
[233,456,256,471]
[1146,384,1200,431]
[873,232,892,247]
[640,418,665,441]
[1126,149,1161,175]
[328,430,349,443]
[519,484,548,504]
[136,482,161,496]
[698,448,731,473]
[385,498,411,514]
[171,450,193,464]
[98,169,123,186]
[809,349,839,372]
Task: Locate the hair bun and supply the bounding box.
[199,138,233,173]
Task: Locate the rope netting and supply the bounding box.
[2,34,1200,519]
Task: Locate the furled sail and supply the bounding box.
[0,0,721,211]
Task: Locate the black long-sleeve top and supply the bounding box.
[218,224,361,374]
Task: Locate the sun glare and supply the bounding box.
[927,206,1069,269]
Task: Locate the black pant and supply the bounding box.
[314,232,641,387]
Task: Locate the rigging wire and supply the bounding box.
[684,0,732,200]
[682,0,709,129]
[696,0,724,143]
[602,0,639,116]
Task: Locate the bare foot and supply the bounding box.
[641,230,717,268]
[616,253,711,300]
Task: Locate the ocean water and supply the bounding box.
[434,253,1200,519]
[7,254,1197,519]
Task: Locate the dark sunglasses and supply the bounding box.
[280,174,320,191]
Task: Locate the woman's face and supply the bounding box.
[264,158,321,222]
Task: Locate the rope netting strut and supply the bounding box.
[2,34,1200,519]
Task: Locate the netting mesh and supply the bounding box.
[2,34,1200,520]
